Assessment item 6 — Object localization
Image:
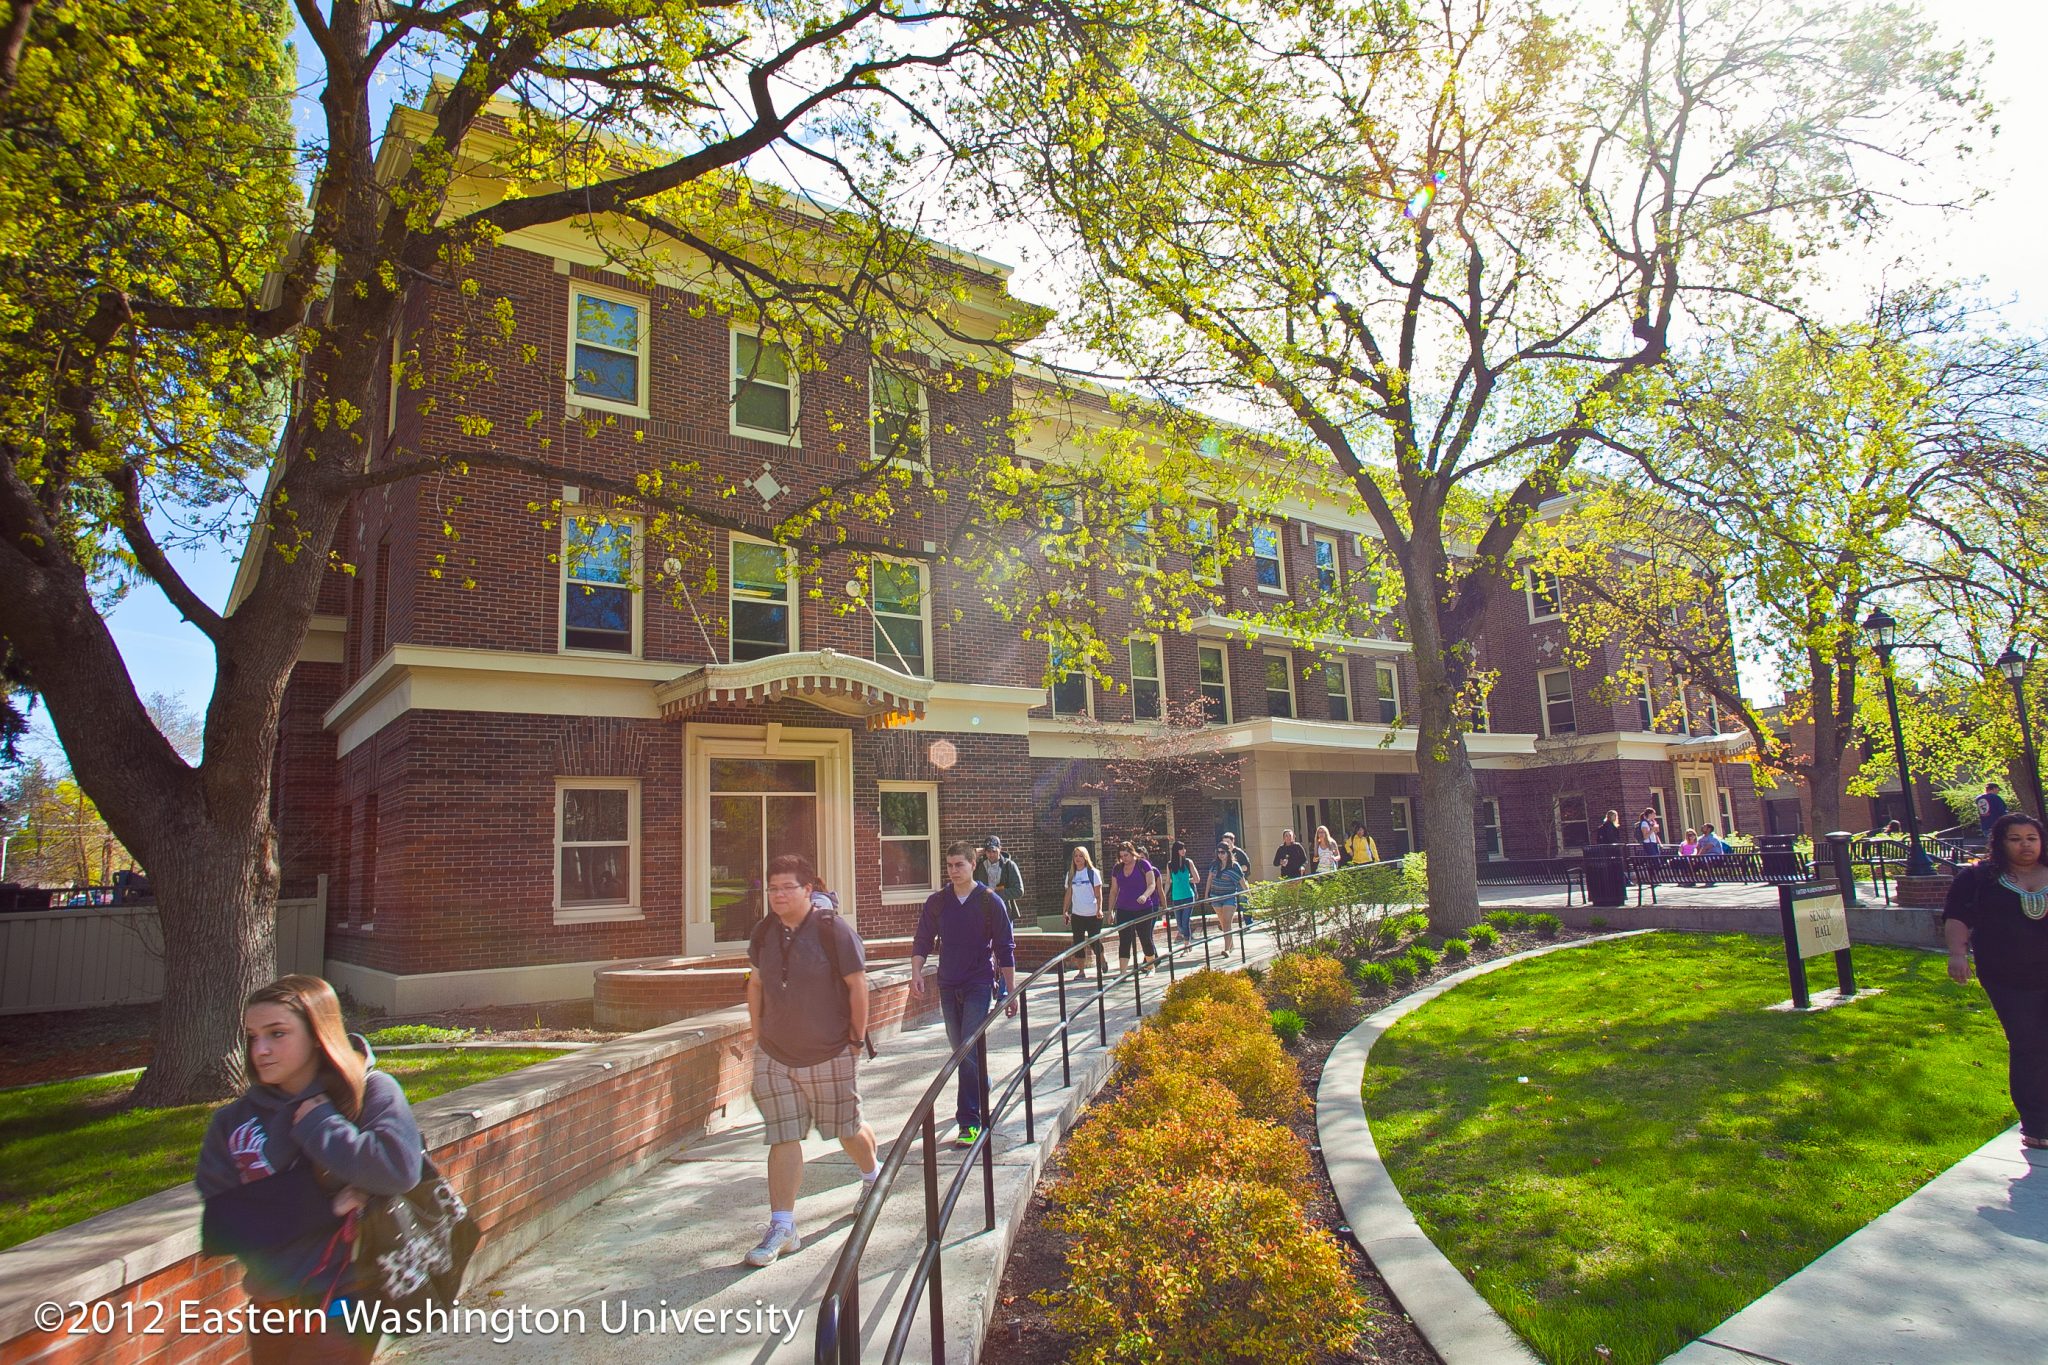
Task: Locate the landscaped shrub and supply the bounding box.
[365,1024,473,1046]
[1243,965,1266,989]
[1442,937,1470,962]
[1269,1009,1308,1046]
[1467,923,1500,948]
[1265,952,1358,1025]
[1399,912,1432,938]
[1485,910,1530,931]
[1353,960,1395,994]
[1530,913,1563,937]
[1113,1000,1306,1123]
[1048,1175,1370,1365]
[1408,943,1442,970]
[1387,955,1418,986]
[1588,915,1609,930]
[1059,1073,1310,1203]
[1157,969,1267,1028]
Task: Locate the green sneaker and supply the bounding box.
[954,1124,983,1149]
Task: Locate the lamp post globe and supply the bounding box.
[1862,607,1934,877]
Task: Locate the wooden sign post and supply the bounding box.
[1777,882,1857,1010]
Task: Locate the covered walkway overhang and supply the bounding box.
[1027,715,1539,767]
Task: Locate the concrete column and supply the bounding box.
[1238,752,1296,876]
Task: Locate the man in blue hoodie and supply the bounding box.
[911,842,1017,1148]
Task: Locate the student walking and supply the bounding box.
[1345,822,1380,867]
[1165,840,1198,947]
[1110,841,1163,971]
[973,835,1026,923]
[1205,839,1247,953]
[1060,844,1109,973]
[1272,829,1309,879]
[1596,811,1624,845]
[196,975,425,1365]
[742,855,882,1266]
[1636,807,1663,856]
[1313,825,1342,874]
[912,844,1019,1149]
[1981,782,2010,838]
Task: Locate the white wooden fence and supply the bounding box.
[0,879,326,1014]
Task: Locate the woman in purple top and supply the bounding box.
[1110,841,1161,973]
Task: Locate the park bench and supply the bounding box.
[1622,848,1811,906]
[1475,857,1589,907]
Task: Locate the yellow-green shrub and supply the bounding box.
[1057,1074,1311,1210]
[1112,1000,1306,1122]
[1157,969,1267,1028]
[1264,952,1358,1025]
[1048,1175,1370,1365]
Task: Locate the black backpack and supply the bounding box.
[749,907,878,1056]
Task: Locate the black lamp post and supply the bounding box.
[1996,647,2047,819]
[1863,607,1935,877]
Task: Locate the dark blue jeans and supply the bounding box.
[1982,978,2048,1139]
[939,981,995,1130]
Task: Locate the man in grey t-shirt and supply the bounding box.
[743,854,880,1267]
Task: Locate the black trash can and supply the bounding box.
[1759,833,1801,880]
[1582,844,1628,908]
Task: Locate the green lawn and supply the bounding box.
[1362,933,2013,1365]
[0,1049,562,1251]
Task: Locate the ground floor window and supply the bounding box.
[1138,798,1173,853]
[1390,796,1414,857]
[1059,798,1101,868]
[708,758,817,941]
[1215,797,1243,846]
[1555,794,1591,853]
[880,782,939,900]
[555,779,639,921]
[1478,798,1503,859]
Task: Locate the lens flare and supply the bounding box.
[1404,170,1449,221]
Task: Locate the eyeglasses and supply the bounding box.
[767,882,807,897]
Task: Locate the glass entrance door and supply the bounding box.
[709,758,818,942]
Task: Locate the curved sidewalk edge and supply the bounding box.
[1317,930,1654,1365]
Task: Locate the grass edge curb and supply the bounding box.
[1315,930,1657,1365]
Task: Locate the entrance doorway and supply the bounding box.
[708,758,818,943]
[686,724,852,955]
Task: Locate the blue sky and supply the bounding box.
[79,1,2048,754]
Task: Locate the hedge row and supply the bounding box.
[1041,970,1370,1364]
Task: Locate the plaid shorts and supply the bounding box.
[753,1049,865,1145]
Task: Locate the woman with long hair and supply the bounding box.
[196,975,424,1363]
[1313,825,1342,874]
[1060,843,1109,973]
[1165,839,1198,947]
[1945,812,2048,1152]
[1109,840,1162,972]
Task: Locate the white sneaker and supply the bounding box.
[744,1224,801,1267]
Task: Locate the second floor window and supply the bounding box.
[872,367,925,465]
[1187,506,1221,584]
[1638,679,1656,731]
[563,516,637,655]
[1375,662,1399,724]
[871,557,928,677]
[1252,522,1285,591]
[1526,567,1562,620]
[1541,668,1576,736]
[1051,643,1090,717]
[730,538,794,660]
[570,288,646,412]
[733,333,796,438]
[1265,650,1295,719]
[1314,534,1339,594]
[1198,644,1231,723]
[1130,636,1162,721]
[1325,660,1351,722]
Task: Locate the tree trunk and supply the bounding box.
[126,804,281,1106]
[1403,536,1483,934]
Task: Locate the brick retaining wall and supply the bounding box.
[0,965,935,1364]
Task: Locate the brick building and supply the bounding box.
[258,106,1760,1013]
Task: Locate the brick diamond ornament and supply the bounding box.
[751,463,784,507]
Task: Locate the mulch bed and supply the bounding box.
[0,999,625,1090]
[986,925,1592,1363]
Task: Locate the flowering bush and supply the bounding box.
[1058,1074,1311,1207]
[1113,1000,1306,1123]
[1265,951,1358,1025]
[1048,1176,1369,1365]
[1157,969,1267,1028]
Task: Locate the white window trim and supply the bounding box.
[870,554,932,679]
[1050,638,1093,718]
[566,282,651,419]
[553,777,642,923]
[1526,567,1562,622]
[1717,786,1737,835]
[730,328,800,446]
[730,533,798,659]
[1139,798,1175,844]
[1313,533,1341,595]
[870,365,929,470]
[1253,521,1288,595]
[558,513,644,659]
[1539,667,1575,737]
[1058,797,1102,858]
[386,329,403,438]
[1637,678,1657,732]
[1553,793,1590,855]
[1189,506,1222,585]
[1197,641,1233,725]
[1264,649,1297,718]
[1649,787,1670,835]
[1479,797,1503,860]
[1129,633,1164,722]
[1325,656,1352,721]
[1375,661,1400,725]
[1390,796,1414,855]
[879,780,942,904]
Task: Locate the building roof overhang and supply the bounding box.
[654,649,934,728]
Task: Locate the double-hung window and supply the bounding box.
[1325,660,1351,721]
[1264,650,1296,718]
[1540,668,1576,736]
[1051,643,1091,717]
[730,536,796,660]
[1478,798,1504,859]
[1375,662,1399,724]
[1187,507,1221,584]
[1252,522,1286,592]
[879,783,939,898]
[732,332,797,440]
[871,557,929,677]
[1198,644,1231,723]
[1554,794,1590,853]
[872,367,925,467]
[1130,636,1163,721]
[568,287,648,416]
[555,779,639,920]
[1314,533,1339,595]
[563,515,639,655]
[1526,567,1562,620]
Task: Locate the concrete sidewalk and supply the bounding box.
[1663,1129,2048,1365]
[382,934,1274,1365]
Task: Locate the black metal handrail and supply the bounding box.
[813,862,1397,1364]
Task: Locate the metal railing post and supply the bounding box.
[1095,944,1109,1047]
[923,1109,944,1363]
[1165,905,1178,985]
[1055,965,1071,1086]
[1018,983,1036,1143]
[979,1032,995,1231]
